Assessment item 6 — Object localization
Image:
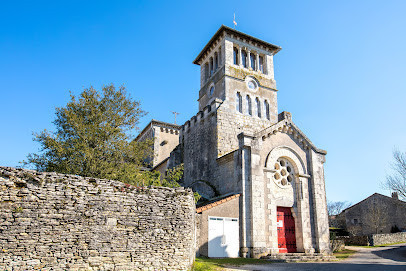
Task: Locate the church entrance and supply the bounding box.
[277,207,297,253]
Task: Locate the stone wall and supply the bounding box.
[0,167,195,271]
[370,232,406,246]
[330,240,345,252]
[336,236,369,246]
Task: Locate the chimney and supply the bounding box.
[392,192,399,200]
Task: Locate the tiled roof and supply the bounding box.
[196,193,240,213]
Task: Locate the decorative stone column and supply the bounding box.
[238,47,243,67]
[247,50,251,69]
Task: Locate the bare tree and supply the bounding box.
[327,201,351,216]
[363,198,388,234]
[327,201,351,228]
[385,149,406,200]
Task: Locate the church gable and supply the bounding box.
[255,111,326,155]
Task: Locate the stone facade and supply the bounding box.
[0,167,195,270]
[135,120,180,176]
[167,25,331,258]
[338,193,406,236]
[136,25,331,258]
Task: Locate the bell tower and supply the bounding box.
[192,26,282,157]
[193,25,281,121]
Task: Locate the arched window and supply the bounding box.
[214,52,218,70]
[210,57,214,76]
[241,50,247,68]
[246,95,252,116]
[250,53,256,70]
[256,98,261,118]
[259,56,264,73]
[236,92,242,113]
[204,63,209,81]
[265,100,270,120]
[233,47,239,65]
[209,85,214,96]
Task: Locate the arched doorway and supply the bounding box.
[277,207,297,253]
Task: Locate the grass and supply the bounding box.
[192,257,271,271]
[333,249,357,260]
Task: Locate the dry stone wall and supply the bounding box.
[370,232,406,246]
[0,167,195,271]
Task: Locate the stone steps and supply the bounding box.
[261,253,337,262]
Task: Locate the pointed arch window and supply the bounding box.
[256,98,261,118]
[265,100,270,120]
[236,92,242,113]
[246,95,252,116]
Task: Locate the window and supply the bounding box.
[209,85,214,96]
[210,57,214,76]
[233,47,239,65]
[204,63,209,81]
[265,100,270,120]
[246,95,252,116]
[250,53,256,70]
[241,50,247,68]
[247,78,258,91]
[273,158,295,187]
[256,98,261,118]
[259,56,264,73]
[236,92,242,113]
[218,48,222,66]
[214,52,218,70]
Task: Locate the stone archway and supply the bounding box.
[264,146,309,253]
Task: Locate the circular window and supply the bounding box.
[245,77,258,91]
[273,158,295,187]
[209,85,214,96]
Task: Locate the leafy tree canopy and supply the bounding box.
[24,84,154,184]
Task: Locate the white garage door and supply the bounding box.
[208,216,239,258]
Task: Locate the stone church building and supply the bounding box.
[137,25,331,258]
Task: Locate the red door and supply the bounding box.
[277,207,297,253]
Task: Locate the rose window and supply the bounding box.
[273,158,295,187]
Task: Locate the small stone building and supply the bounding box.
[135,120,180,176]
[338,193,406,236]
[138,25,331,258]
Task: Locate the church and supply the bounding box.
[137,25,331,258]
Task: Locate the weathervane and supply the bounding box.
[233,13,237,29]
[172,111,180,124]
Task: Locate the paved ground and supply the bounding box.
[225,243,406,271]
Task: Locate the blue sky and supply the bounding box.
[1,0,405,204]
